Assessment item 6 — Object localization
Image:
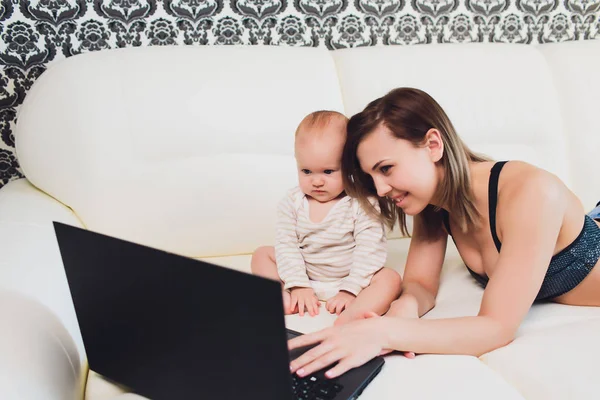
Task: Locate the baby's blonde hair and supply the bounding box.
[295,110,348,140]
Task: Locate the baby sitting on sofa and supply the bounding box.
[251,111,402,325]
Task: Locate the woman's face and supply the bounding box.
[356,124,444,215]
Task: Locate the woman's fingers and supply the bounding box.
[324,356,361,379]
[376,349,414,357]
[290,339,335,374]
[296,348,347,378]
[288,327,332,351]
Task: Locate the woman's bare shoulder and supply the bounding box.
[498,161,570,213]
[501,161,564,192]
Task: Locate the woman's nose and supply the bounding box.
[374,177,391,197]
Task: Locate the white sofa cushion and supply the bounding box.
[0,179,85,358]
[16,46,345,257]
[481,317,600,400]
[0,290,82,400]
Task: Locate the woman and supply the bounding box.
[288,87,600,380]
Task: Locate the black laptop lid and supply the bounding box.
[54,222,294,400]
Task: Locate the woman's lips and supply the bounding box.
[393,192,408,206]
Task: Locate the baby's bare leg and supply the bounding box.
[250,246,279,280]
[250,246,294,314]
[335,267,402,326]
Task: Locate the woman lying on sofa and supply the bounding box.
[288,87,600,379]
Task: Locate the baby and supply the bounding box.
[251,111,402,325]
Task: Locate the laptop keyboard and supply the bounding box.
[291,373,344,400]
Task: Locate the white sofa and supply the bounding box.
[1,40,600,400]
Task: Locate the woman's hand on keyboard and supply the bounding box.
[288,316,390,379]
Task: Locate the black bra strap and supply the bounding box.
[488,161,508,252]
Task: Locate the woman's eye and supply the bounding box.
[324,170,335,175]
[302,169,311,175]
[380,165,391,174]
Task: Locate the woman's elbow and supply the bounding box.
[473,319,516,357]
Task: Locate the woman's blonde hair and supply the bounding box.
[342,87,491,239]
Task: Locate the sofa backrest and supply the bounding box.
[15,41,600,257]
[16,46,344,257]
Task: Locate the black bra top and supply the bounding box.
[441,161,508,285]
[441,161,506,250]
[441,161,600,301]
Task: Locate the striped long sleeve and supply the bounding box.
[274,190,311,290]
[274,187,387,295]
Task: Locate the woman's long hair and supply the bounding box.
[342,88,491,239]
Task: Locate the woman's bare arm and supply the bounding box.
[384,171,566,356]
[396,214,447,317]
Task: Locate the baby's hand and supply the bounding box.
[290,287,320,317]
[326,291,356,315]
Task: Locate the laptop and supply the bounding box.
[53,222,385,400]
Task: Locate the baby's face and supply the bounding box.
[295,128,345,203]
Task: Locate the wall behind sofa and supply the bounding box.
[0,0,599,188]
